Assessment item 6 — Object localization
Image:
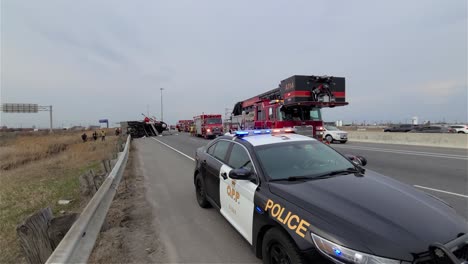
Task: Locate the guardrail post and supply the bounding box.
[17,208,54,264]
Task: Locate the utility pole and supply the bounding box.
[160,88,164,121]
[49,105,53,133]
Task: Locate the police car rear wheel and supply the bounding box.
[262,228,305,264]
[325,135,333,143]
[195,174,211,208]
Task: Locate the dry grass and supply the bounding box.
[0,131,120,263]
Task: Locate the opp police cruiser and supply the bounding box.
[193,129,468,264]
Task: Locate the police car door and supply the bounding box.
[219,143,258,244]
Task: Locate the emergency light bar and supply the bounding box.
[234,128,296,137]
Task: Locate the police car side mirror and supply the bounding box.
[345,154,367,167]
[229,168,252,180]
[356,155,367,166]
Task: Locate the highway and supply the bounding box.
[135,132,467,263]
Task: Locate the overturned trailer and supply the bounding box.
[120,121,167,138]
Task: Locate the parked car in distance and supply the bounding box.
[383,124,418,132]
[323,125,348,143]
[449,124,468,134]
[409,125,456,133]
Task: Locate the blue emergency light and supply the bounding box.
[234,129,272,137]
[235,131,249,136]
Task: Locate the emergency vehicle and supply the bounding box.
[193,129,468,264]
[176,120,193,132]
[193,114,223,139]
[229,75,348,140]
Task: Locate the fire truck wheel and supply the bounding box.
[325,135,333,143]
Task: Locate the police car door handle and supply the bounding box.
[221,172,228,180]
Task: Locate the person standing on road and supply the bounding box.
[190,124,195,136]
[101,130,106,141]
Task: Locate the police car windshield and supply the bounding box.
[255,141,354,181]
[205,118,222,124]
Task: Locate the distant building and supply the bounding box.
[70,126,86,131]
[87,125,100,130]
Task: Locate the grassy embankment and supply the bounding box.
[0,131,119,263]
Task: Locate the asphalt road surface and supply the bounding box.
[135,132,468,263]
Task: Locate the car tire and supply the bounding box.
[325,135,333,143]
[195,174,211,208]
[340,140,347,144]
[262,228,305,264]
[458,131,465,134]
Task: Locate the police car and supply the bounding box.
[193,129,468,264]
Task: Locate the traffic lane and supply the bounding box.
[343,141,468,157]
[135,138,260,263]
[332,143,467,193]
[332,144,468,219]
[158,134,468,193]
[157,133,467,218]
[156,132,210,157]
[162,133,468,161]
[144,135,332,264]
[148,134,466,261]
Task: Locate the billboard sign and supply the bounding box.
[99,119,108,123]
[1,103,39,113]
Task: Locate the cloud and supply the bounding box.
[1,0,467,127]
[419,80,466,100]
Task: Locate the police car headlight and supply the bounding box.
[311,233,400,264]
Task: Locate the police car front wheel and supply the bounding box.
[262,228,305,264]
[195,174,211,208]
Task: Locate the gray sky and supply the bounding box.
[1,0,467,128]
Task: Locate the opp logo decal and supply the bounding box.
[264,199,310,238]
[227,181,240,203]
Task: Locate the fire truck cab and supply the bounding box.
[229,75,348,139]
[194,114,223,139]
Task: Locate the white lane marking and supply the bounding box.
[333,145,468,160]
[151,137,195,161]
[414,185,468,199]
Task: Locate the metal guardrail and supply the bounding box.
[46,135,131,264]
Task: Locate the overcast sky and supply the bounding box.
[1,0,467,128]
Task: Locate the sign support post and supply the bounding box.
[49,105,53,133]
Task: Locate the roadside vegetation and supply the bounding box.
[0,130,119,263]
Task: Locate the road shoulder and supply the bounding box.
[89,143,167,263]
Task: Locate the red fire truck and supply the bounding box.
[193,114,223,139]
[176,120,193,132]
[229,75,348,139]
